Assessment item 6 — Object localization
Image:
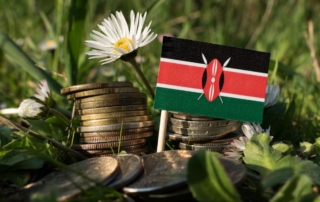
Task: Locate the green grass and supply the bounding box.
[0,0,320,136]
[1,1,320,200]
[0,0,319,140]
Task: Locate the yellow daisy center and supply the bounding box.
[114,38,133,53]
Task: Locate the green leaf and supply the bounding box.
[310,137,320,156]
[243,134,282,178]
[187,151,241,202]
[0,31,63,93]
[300,142,313,154]
[0,149,44,173]
[262,167,295,188]
[66,0,88,85]
[0,125,12,148]
[272,142,293,154]
[275,155,320,185]
[25,119,65,142]
[271,175,314,202]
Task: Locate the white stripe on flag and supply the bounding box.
[223,67,268,77]
[156,83,203,93]
[220,92,265,102]
[160,58,206,68]
[160,57,268,77]
[156,84,265,102]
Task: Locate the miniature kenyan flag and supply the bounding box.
[154,37,270,123]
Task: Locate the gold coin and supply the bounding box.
[77,93,146,103]
[72,139,146,150]
[86,147,149,157]
[75,98,146,109]
[79,110,150,121]
[167,121,240,136]
[169,118,238,128]
[77,121,155,132]
[67,87,139,99]
[78,105,147,115]
[80,132,154,143]
[81,115,152,126]
[171,113,218,121]
[78,144,146,155]
[61,82,133,95]
[79,127,154,137]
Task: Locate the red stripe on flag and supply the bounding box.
[157,61,203,89]
[158,61,267,98]
[223,71,267,98]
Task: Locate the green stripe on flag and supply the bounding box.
[154,87,264,123]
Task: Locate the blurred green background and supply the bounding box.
[0,0,319,141]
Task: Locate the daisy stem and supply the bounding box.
[127,58,155,100]
[49,108,70,126]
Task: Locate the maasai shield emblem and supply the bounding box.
[154,37,270,123]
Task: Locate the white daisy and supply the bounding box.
[224,123,271,161]
[34,80,50,102]
[33,80,55,107]
[242,122,271,139]
[85,10,157,65]
[264,84,280,108]
[18,98,49,119]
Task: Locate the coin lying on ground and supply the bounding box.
[108,154,144,190]
[61,82,133,95]
[123,150,196,195]
[18,157,119,201]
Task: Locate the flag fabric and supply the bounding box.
[154,37,270,123]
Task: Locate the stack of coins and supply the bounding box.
[60,82,154,157]
[167,112,242,152]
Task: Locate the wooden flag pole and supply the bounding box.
[157,110,169,152]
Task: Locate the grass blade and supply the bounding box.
[0,31,63,94]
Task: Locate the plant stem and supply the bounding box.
[127,58,155,100]
[0,116,87,160]
[50,108,70,126]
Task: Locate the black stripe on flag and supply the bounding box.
[161,36,270,73]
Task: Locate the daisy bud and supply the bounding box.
[18,98,49,119]
[34,79,56,107]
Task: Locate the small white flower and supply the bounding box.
[34,80,50,102]
[231,136,249,151]
[18,98,48,119]
[242,122,271,139]
[85,10,157,64]
[265,84,280,108]
[33,80,55,107]
[224,123,271,161]
[224,150,243,161]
